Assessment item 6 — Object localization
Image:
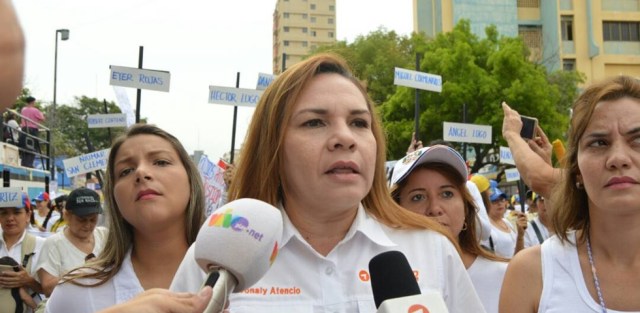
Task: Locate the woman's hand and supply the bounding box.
[407,132,423,154]
[514,211,528,236]
[98,287,213,313]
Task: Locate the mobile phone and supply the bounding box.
[0,264,18,273]
[520,115,538,140]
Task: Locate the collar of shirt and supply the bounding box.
[0,229,27,252]
[278,203,397,250]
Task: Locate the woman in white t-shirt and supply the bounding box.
[390,145,508,313]
[44,124,209,313]
[501,76,640,312]
[484,182,527,258]
[36,187,108,297]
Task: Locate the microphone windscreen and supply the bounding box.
[194,198,283,291]
[369,250,421,308]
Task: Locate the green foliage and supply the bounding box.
[44,95,126,158]
[377,20,583,173]
[312,27,429,105]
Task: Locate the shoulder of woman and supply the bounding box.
[500,246,542,312]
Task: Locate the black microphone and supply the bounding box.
[369,250,449,313]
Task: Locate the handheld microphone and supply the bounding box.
[369,251,449,313]
[194,198,283,313]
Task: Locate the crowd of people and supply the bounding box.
[2,1,640,312]
[1,95,46,169]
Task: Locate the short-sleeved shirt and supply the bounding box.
[171,204,485,313]
[45,249,143,313]
[0,230,45,274]
[524,216,551,248]
[20,106,45,129]
[35,226,108,281]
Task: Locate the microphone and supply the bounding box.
[194,198,283,313]
[369,251,449,313]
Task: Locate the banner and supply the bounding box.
[197,155,227,217]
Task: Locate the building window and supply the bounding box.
[310,3,316,10]
[311,30,317,37]
[561,16,574,41]
[302,41,308,47]
[302,13,308,19]
[519,25,543,61]
[603,21,640,41]
[329,5,335,11]
[284,41,289,46]
[328,18,334,24]
[517,0,539,8]
[311,16,316,23]
[284,27,289,32]
[283,12,289,18]
[328,31,334,38]
[302,27,308,33]
[563,59,576,71]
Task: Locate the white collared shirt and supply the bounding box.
[45,249,144,313]
[171,204,485,313]
[0,230,45,274]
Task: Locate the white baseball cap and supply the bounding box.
[390,145,468,186]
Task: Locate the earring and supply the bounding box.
[576,181,583,189]
[461,222,468,231]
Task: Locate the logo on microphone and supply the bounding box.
[407,304,429,313]
[208,208,264,241]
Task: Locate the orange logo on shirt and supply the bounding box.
[358,270,370,282]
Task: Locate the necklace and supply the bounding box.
[586,237,607,313]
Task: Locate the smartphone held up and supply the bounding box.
[520,115,538,140]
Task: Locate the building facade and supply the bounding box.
[414,0,640,84]
[273,0,336,73]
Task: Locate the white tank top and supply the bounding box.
[539,232,638,313]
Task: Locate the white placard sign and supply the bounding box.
[256,73,276,90]
[500,146,515,165]
[208,86,263,107]
[0,187,24,208]
[109,65,171,92]
[393,67,443,92]
[505,168,521,182]
[443,122,492,144]
[87,114,127,128]
[62,149,110,177]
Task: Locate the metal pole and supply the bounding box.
[230,72,240,164]
[463,103,467,161]
[103,99,112,143]
[282,53,287,73]
[414,53,421,139]
[135,46,143,123]
[53,32,59,129]
[52,31,59,180]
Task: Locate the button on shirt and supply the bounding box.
[171,204,485,313]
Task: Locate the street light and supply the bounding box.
[52,29,69,180]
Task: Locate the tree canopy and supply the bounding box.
[312,20,583,174]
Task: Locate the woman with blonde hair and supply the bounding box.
[171,53,483,312]
[45,124,207,312]
[501,75,640,312]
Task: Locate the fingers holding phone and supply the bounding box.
[501,102,523,138]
